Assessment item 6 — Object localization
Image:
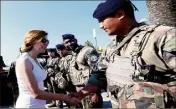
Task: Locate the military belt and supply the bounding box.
[138,70,176,84]
[75,84,85,87]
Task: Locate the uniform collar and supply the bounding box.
[114,35,124,45]
[114,22,147,45]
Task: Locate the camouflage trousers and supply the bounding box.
[109,82,174,109]
[46,76,67,108]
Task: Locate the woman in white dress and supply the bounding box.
[15,30,79,108]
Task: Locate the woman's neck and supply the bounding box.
[27,50,38,60]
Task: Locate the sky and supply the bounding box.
[1,0,149,66]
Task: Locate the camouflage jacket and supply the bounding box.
[88,24,176,88]
[46,57,60,75]
[69,45,99,85]
[59,54,74,73]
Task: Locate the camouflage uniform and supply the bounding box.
[89,24,176,108]
[46,56,70,107]
[69,45,103,108]
[54,53,77,91]
[56,54,76,91]
[45,57,61,95]
[54,54,79,108]
[86,0,176,108]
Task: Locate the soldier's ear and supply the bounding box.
[74,39,77,44]
[116,10,125,20]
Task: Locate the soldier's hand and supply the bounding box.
[64,95,80,106]
[68,92,83,100]
[91,93,99,104]
[68,92,79,97]
[48,72,55,77]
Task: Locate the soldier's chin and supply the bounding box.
[66,47,72,51]
[68,46,75,50]
[106,29,118,35]
[62,54,67,57]
[108,31,116,36]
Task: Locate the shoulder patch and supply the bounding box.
[90,55,98,62]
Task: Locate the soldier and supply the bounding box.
[6,48,22,107]
[0,56,6,72]
[6,61,19,107]
[45,48,61,108]
[55,44,76,92]
[55,44,80,108]
[62,34,103,108]
[70,0,176,108]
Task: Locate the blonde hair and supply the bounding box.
[21,30,48,53]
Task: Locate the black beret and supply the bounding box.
[93,0,127,20]
[55,44,65,50]
[47,48,55,52]
[62,34,75,40]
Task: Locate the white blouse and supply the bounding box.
[15,53,47,108]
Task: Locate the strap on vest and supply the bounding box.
[131,25,159,81]
[131,25,159,56]
[110,24,148,60]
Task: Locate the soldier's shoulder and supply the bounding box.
[77,46,98,59]
[153,25,175,34]
[144,25,175,42]
[146,25,176,52]
[83,45,95,50]
[81,46,97,53]
[55,57,60,60]
[47,57,51,61]
[103,38,116,51]
[65,54,73,59]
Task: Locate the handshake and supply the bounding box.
[64,92,83,107]
[64,92,100,107]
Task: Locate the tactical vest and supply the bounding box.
[106,24,176,108]
[47,57,60,75]
[55,72,68,89]
[69,46,94,86]
[106,24,162,91]
[55,55,74,89]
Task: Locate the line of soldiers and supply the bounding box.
[67,0,176,108]
[44,34,103,108]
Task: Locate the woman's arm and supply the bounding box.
[17,58,79,104]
